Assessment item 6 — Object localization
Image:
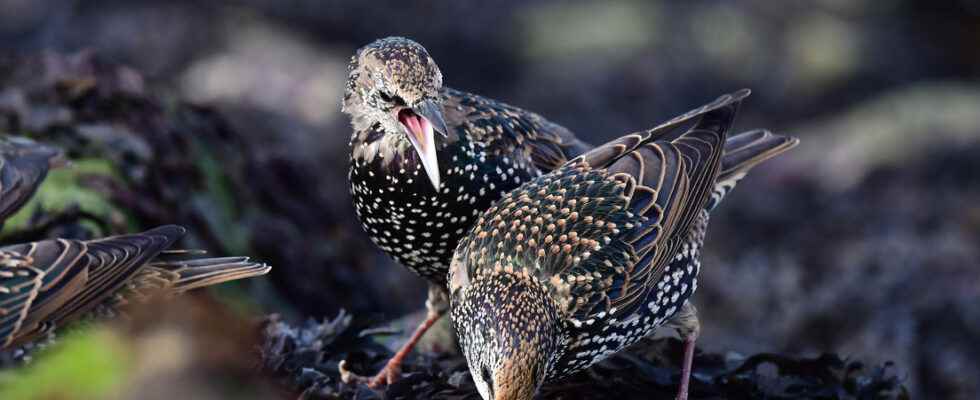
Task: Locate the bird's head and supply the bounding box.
[343,36,450,189]
[450,264,564,400]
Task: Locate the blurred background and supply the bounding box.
[0,0,978,399]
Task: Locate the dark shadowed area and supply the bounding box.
[0,1,977,399]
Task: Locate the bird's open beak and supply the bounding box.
[414,99,450,139]
[398,99,449,190]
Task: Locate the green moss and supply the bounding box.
[1,158,128,238]
[0,328,129,399]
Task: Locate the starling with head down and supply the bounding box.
[449,90,799,400]
[342,36,589,386]
[0,225,271,349]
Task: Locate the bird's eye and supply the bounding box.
[378,91,397,103]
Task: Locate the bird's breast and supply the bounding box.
[348,137,538,283]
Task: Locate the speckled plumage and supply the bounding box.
[342,36,590,387]
[0,225,270,349]
[348,88,589,284]
[341,38,798,392]
[0,136,65,225]
[449,90,799,400]
[346,38,589,287]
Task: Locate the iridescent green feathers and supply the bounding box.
[452,89,797,323]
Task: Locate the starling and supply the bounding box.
[343,37,589,386]
[0,136,66,225]
[342,37,796,388]
[0,225,270,349]
[449,90,799,400]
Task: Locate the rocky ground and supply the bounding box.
[262,312,908,399]
[0,47,935,400]
[0,1,978,398]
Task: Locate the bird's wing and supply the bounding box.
[39,225,186,327]
[450,91,747,322]
[104,265,181,307]
[443,88,591,173]
[0,137,64,224]
[707,129,800,211]
[0,252,46,348]
[0,238,89,347]
[95,255,270,310]
[0,226,185,347]
[569,90,746,319]
[141,255,270,294]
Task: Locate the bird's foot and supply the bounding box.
[339,308,445,389]
[671,301,699,400]
[339,358,402,389]
[674,335,698,400]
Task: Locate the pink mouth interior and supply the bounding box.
[396,108,440,187]
[398,109,431,139]
[399,109,421,133]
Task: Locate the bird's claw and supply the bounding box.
[338,359,401,389]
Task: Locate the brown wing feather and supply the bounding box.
[0,253,44,348]
[704,129,800,211]
[718,129,800,183]
[575,90,745,317]
[144,255,270,293]
[40,225,185,327]
[95,255,270,311]
[451,91,750,322]
[524,119,592,172]
[442,87,591,173]
[1,226,272,349]
[3,239,89,341]
[0,226,184,347]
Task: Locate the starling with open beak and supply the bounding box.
[342,36,590,387]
